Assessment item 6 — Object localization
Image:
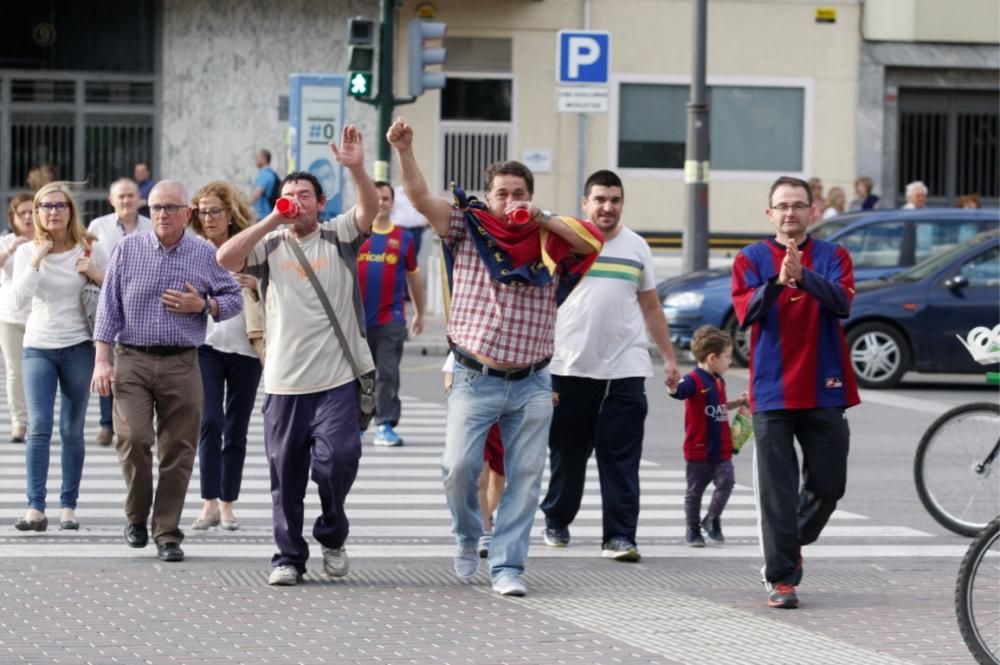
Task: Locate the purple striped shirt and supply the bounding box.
[94,231,242,347]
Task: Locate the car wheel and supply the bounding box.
[846,322,910,389]
[723,313,750,367]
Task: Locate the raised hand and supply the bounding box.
[30,238,53,269]
[386,117,414,150]
[330,124,364,169]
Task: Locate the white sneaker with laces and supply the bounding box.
[268,565,302,586]
[322,546,350,577]
[454,546,480,579]
[477,532,491,558]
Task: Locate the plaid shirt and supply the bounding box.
[444,207,557,365]
[94,231,242,347]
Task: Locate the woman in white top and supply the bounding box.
[11,182,105,532]
[822,187,847,220]
[189,181,262,531]
[0,194,36,442]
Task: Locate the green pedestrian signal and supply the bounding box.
[349,71,372,98]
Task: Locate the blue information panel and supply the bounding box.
[288,74,346,218]
[557,30,610,84]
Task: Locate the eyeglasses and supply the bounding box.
[38,202,70,213]
[197,207,225,218]
[150,204,187,215]
[771,203,811,212]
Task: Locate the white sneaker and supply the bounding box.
[268,565,302,586]
[454,546,480,579]
[492,574,527,597]
[322,546,349,577]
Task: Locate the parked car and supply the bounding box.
[844,229,1000,388]
[660,208,1000,366]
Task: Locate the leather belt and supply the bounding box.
[451,347,550,381]
[120,344,193,357]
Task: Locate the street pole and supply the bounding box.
[682,0,709,273]
[372,0,396,182]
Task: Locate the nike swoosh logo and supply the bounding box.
[790,295,803,302]
[700,387,711,393]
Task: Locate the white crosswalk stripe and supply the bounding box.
[0,392,961,559]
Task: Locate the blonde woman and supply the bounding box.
[822,187,847,220]
[11,182,105,531]
[189,181,262,531]
[1,194,36,442]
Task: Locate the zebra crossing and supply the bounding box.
[0,392,965,560]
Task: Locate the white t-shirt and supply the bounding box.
[88,213,154,253]
[0,234,32,324]
[390,186,428,230]
[550,227,657,379]
[13,242,108,349]
[246,210,374,395]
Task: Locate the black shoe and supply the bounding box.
[124,523,148,548]
[156,542,184,562]
[701,514,725,543]
[684,526,705,548]
[542,526,570,548]
[14,517,47,532]
[601,537,641,562]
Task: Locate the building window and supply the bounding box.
[617,82,805,172]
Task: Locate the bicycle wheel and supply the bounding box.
[914,402,1000,536]
[956,517,1000,665]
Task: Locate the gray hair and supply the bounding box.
[905,180,928,199]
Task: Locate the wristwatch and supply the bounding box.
[202,297,213,317]
[536,209,553,226]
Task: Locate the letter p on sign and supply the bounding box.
[557,30,610,85]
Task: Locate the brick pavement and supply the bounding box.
[0,554,972,665]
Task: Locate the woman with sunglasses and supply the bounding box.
[11,182,106,531]
[189,181,262,531]
[0,194,36,443]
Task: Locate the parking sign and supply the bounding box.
[557,30,610,84]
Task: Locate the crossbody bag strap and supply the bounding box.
[286,236,364,380]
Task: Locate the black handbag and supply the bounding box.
[287,237,376,429]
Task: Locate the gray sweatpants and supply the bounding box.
[366,320,408,427]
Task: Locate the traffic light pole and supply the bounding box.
[359,0,416,181]
[682,0,710,273]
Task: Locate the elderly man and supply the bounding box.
[91,180,242,563]
[88,178,153,447]
[903,181,928,209]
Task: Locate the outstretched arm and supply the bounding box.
[387,117,454,236]
[331,124,377,236]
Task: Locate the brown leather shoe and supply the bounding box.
[96,427,113,447]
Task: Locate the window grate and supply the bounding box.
[441,128,509,196]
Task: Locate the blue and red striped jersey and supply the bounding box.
[357,225,417,329]
[731,236,861,413]
[669,367,733,463]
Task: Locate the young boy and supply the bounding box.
[666,325,749,547]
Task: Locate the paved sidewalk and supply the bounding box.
[0,554,971,664]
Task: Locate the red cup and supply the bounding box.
[508,208,532,225]
[276,198,298,218]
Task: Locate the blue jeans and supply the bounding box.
[22,342,95,511]
[443,364,552,581]
[198,346,262,501]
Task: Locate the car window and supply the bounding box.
[836,222,904,268]
[959,247,1000,288]
[914,221,980,264]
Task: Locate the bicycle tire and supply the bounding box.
[914,402,1000,537]
[956,517,1000,665]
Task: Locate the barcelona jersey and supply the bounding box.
[731,237,861,413]
[357,225,418,329]
[670,367,733,463]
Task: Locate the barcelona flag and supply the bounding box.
[444,186,603,308]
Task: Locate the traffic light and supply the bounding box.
[347,16,375,99]
[407,20,447,97]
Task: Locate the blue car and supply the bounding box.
[660,208,1000,366]
[845,229,1000,388]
